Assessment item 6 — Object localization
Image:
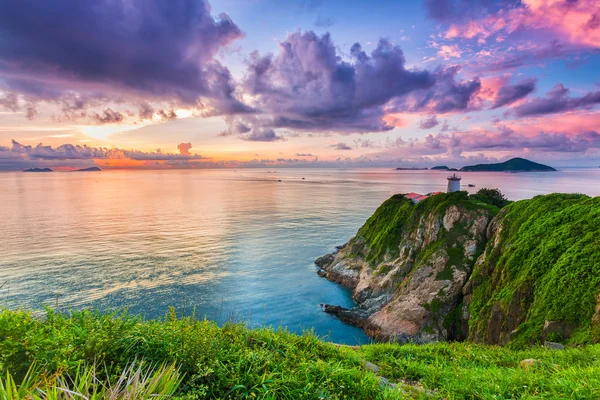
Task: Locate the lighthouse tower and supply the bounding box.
[447,173,461,192]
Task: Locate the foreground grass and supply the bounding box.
[1,309,599,399]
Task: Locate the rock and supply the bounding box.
[317,268,327,277]
[544,341,565,350]
[362,361,380,373]
[315,193,495,343]
[520,359,542,371]
[542,320,575,340]
[315,253,335,268]
[378,377,397,389]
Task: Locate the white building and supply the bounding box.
[447,174,461,192]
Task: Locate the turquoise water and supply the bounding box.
[1,168,599,344]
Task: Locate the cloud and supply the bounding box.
[1,140,203,170]
[394,66,481,114]
[91,108,125,124]
[295,153,314,157]
[177,143,193,155]
[439,0,600,49]
[492,78,536,108]
[331,142,352,150]
[418,115,440,129]
[515,84,600,116]
[0,0,247,117]
[240,32,436,134]
[242,129,284,142]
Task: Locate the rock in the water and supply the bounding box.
[317,268,327,277]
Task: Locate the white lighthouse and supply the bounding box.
[447,173,461,192]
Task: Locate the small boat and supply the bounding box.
[467,184,475,187]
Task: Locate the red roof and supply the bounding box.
[405,192,422,199]
[414,195,429,202]
[431,191,444,195]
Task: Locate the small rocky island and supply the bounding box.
[23,167,53,172]
[316,191,599,346]
[460,157,556,172]
[74,167,101,172]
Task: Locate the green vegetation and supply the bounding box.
[0,309,396,399]
[460,157,556,172]
[359,342,600,399]
[1,309,599,399]
[468,193,600,346]
[470,188,511,209]
[355,192,497,263]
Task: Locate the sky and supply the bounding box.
[0,0,599,170]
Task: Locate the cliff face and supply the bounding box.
[317,192,497,343]
[318,192,600,346]
[465,194,600,346]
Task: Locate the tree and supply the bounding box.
[471,188,510,209]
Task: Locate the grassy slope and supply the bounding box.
[1,309,599,399]
[468,194,600,346]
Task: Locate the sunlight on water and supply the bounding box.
[1,168,599,344]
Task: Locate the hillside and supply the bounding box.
[0,310,598,399]
[461,157,556,172]
[317,192,600,347]
[466,193,600,346]
[316,192,498,342]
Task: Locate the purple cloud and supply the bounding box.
[515,84,600,117]
[492,78,536,108]
[331,142,352,150]
[240,32,435,133]
[242,129,284,142]
[0,0,247,114]
[418,115,440,129]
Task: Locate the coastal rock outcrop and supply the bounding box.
[318,192,496,343]
[319,192,600,346]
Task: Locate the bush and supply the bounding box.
[470,188,511,209]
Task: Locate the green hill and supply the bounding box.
[461,157,556,172]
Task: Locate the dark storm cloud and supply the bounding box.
[241,33,436,133]
[492,78,537,109]
[515,84,600,116]
[0,0,246,111]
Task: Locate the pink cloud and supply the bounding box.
[444,0,600,48]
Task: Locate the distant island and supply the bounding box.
[74,167,101,172]
[461,157,556,172]
[431,165,458,171]
[23,168,53,172]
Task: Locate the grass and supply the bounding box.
[1,309,599,399]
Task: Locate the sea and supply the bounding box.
[1,167,599,344]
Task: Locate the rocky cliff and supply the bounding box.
[318,192,600,346]
[316,192,497,343]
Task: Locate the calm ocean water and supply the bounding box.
[1,168,599,344]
